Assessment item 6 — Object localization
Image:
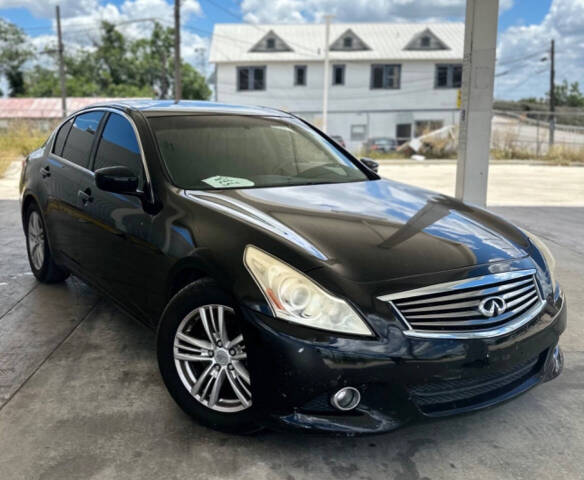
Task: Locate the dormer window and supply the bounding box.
[330,29,370,51]
[404,28,450,51]
[249,30,293,53]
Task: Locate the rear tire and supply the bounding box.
[157,278,261,434]
[25,203,69,283]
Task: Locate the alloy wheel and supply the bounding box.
[27,211,45,270]
[173,304,252,413]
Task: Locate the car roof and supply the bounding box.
[77,99,292,118]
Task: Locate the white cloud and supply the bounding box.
[0,0,99,18]
[241,0,514,24]
[495,0,584,100]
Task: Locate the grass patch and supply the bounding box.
[0,122,51,177]
[356,150,409,160]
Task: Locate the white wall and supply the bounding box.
[215,60,460,152]
[216,60,459,112]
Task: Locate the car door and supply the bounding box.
[76,111,156,318]
[43,111,104,267]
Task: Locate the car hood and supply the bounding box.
[187,179,528,282]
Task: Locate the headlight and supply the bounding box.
[244,246,373,336]
[522,229,556,288]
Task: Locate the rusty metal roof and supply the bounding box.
[0,98,131,119]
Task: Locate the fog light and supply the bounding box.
[331,387,361,411]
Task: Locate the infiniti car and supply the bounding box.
[19,101,566,434]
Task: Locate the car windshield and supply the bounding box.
[148,115,369,190]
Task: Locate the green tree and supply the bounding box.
[548,79,584,108]
[21,20,209,100]
[0,19,34,96]
[95,21,129,88]
[150,23,174,98]
[180,62,211,100]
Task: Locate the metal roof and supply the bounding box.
[0,98,123,119]
[209,23,465,63]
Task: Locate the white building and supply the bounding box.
[209,23,464,151]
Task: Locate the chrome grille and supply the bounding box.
[378,270,545,339]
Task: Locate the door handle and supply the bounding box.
[40,166,51,178]
[77,188,94,206]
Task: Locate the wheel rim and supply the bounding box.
[174,304,252,413]
[27,211,45,271]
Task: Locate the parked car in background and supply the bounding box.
[19,100,566,435]
[330,135,346,148]
[364,137,398,154]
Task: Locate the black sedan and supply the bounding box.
[19,101,566,434]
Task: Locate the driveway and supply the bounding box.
[0,162,582,479]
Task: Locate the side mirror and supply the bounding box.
[95,166,139,194]
[361,157,379,173]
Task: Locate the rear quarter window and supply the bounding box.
[52,119,73,157]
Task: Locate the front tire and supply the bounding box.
[157,279,260,434]
[25,203,69,283]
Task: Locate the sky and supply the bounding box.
[0,0,579,101]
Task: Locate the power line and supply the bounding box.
[179,23,322,58]
[496,50,548,68]
[199,0,324,57]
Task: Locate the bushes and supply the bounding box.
[0,121,51,177]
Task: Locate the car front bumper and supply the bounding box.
[240,291,567,435]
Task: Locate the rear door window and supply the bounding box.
[61,111,104,169]
[52,118,73,157]
[93,113,143,184]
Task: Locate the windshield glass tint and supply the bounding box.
[149,115,368,190]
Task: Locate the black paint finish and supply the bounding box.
[19,100,566,434]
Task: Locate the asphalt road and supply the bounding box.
[0,164,583,479]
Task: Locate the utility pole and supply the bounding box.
[455,0,499,207]
[174,0,181,103]
[549,39,555,147]
[55,5,67,118]
[321,15,333,133]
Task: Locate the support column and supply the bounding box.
[455,0,499,207]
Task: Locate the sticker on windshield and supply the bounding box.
[202,176,255,188]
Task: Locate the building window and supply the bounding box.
[351,124,367,141]
[435,64,462,88]
[396,123,412,145]
[294,65,307,86]
[332,64,345,85]
[371,64,401,89]
[421,36,431,48]
[266,37,276,49]
[343,37,353,48]
[237,66,266,91]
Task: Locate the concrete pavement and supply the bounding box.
[378,162,584,206]
[0,163,583,479]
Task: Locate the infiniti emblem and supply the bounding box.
[478,296,507,317]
